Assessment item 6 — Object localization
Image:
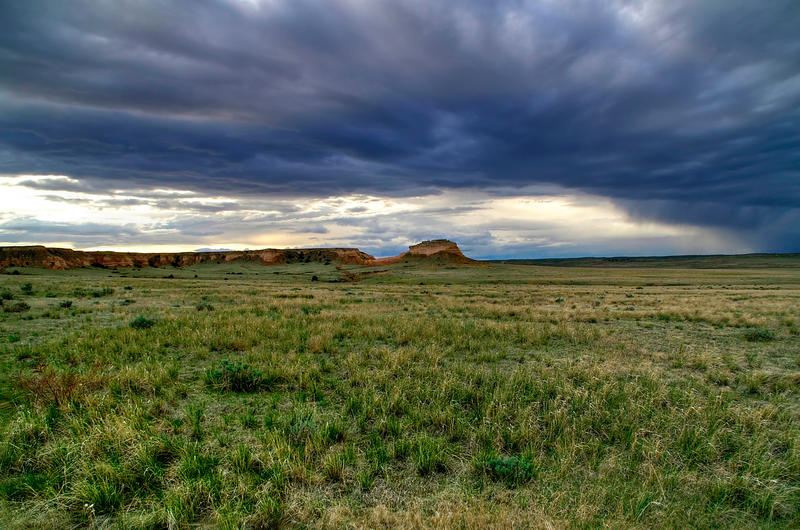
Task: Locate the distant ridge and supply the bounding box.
[489,253,800,269]
[0,240,476,271]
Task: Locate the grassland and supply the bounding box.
[0,260,798,528]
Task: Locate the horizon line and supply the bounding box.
[2,243,799,262]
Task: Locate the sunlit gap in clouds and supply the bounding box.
[0,175,747,258]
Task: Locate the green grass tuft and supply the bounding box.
[413,435,449,476]
[204,360,274,392]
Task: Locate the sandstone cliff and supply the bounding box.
[0,240,474,271]
[370,240,475,265]
[0,246,376,270]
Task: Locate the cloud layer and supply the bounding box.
[1,0,799,253]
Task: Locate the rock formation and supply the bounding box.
[0,240,475,271]
[0,245,375,271]
[371,240,475,265]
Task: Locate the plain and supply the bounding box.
[0,259,798,528]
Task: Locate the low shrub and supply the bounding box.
[4,302,30,313]
[20,283,33,295]
[475,454,536,486]
[743,328,775,342]
[130,316,156,329]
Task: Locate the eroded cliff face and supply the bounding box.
[370,240,475,265]
[0,246,376,270]
[407,239,469,258]
[0,240,475,270]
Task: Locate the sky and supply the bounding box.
[1,0,799,259]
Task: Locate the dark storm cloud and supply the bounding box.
[1,0,799,249]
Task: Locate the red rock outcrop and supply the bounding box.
[0,240,475,271]
[0,245,376,270]
[369,240,475,265]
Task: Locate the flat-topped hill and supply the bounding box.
[371,239,475,265]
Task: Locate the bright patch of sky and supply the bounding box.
[0,175,747,258]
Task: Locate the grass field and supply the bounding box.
[0,260,799,528]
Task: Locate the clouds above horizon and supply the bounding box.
[0,175,753,258]
[1,0,799,254]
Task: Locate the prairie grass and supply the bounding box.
[0,261,798,527]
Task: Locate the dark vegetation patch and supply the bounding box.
[743,328,776,342]
[474,453,537,486]
[129,316,156,329]
[3,301,30,313]
[196,301,214,311]
[204,360,278,392]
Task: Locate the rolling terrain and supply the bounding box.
[491,253,800,269]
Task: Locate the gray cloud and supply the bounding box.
[0,218,143,242]
[0,218,136,236]
[1,0,799,253]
